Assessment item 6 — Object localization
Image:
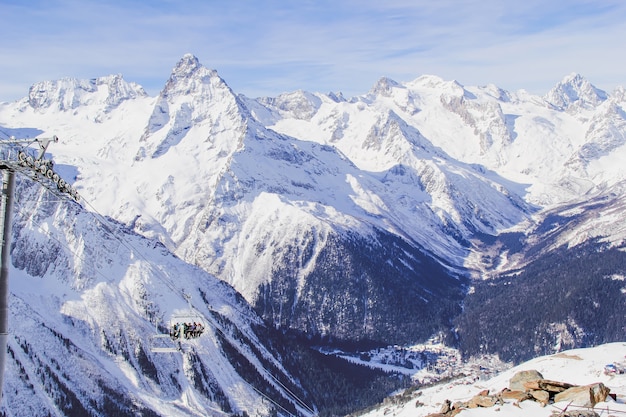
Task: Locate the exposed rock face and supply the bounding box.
[139,53,244,158]
[501,389,531,401]
[466,394,497,408]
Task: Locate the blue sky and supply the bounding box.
[1,0,625,101]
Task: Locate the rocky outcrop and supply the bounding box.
[554,383,612,408]
[427,370,613,417]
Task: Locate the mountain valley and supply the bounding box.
[0,54,625,416]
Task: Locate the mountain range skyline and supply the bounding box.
[0,53,624,416]
[2,1,626,102]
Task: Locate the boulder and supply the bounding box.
[530,389,550,406]
[509,370,544,391]
[439,399,451,414]
[467,394,497,408]
[554,383,610,408]
[500,389,531,402]
[500,389,527,401]
[589,382,611,404]
[524,378,574,393]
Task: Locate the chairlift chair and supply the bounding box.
[149,318,180,353]
[150,333,180,353]
[150,293,206,353]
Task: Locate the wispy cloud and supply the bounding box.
[1,0,625,101]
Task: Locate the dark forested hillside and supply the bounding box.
[455,240,626,363]
[252,327,411,417]
[254,228,468,347]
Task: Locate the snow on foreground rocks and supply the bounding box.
[357,343,626,417]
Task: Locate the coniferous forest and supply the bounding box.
[455,240,626,363]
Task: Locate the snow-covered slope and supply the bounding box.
[358,342,626,417]
[3,177,313,416]
[2,55,626,341]
[1,54,626,415]
[0,55,531,345]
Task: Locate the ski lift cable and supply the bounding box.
[12,172,184,311]
[266,371,316,415]
[196,308,316,417]
[78,195,185,298]
[12,200,120,287]
[78,197,318,416]
[248,384,299,417]
[21,179,315,416]
[0,131,33,143]
[80,195,316,415]
[76,194,191,308]
[10,172,145,291]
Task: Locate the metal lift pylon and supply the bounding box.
[0,135,79,403]
[0,169,14,405]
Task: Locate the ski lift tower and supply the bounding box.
[0,136,79,403]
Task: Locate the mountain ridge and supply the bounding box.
[1,53,625,416]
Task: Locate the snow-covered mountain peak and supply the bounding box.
[545,72,608,111]
[263,90,323,121]
[140,54,245,158]
[405,75,469,98]
[173,52,202,74]
[3,55,626,417]
[162,53,224,98]
[406,74,447,89]
[369,76,401,97]
[26,74,147,113]
[611,85,626,103]
[478,83,512,102]
[327,91,347,103]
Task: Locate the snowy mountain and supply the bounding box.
[5,178,315,416]
[545,72,609,111]
[27,74,147,113]
[1,54,626,416]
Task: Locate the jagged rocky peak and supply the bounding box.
[27,74,146,112]
[327,91,346,103]
[545,72,608,110]
[369,76,402,97]
[173,52,203,76]
[140,54,245,157]
[161,53,227,98]
[152,53,239,117]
